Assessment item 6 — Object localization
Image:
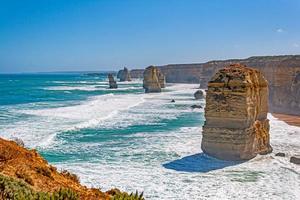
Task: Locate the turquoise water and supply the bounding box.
[0,73,205,198]
[1,73,300,199]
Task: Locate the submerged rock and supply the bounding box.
[108,74,118,89]
[117,67,131,82]
[191,105,203,109]
[275,152,285,157]
[143,66,162,93]
[290,156,300,165]
[201,64,272,160]
[194,90,204,99]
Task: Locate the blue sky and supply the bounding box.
[0,0,299,73]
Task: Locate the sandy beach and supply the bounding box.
[272,113,300,127]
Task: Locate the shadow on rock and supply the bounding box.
[163,153,244,173]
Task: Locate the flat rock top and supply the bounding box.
[209,63,267,88]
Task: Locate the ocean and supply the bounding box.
[0,73,299,199]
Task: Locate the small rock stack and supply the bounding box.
[202,64,272,160]
[143,66,165,93]
[108,74,118,89]
[194,90,204,99]
[117,67,131,82]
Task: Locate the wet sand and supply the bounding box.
[272,113,300,127]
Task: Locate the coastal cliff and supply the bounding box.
[202,64,272,160]
[0,137,144,200]
[130,55,300,115]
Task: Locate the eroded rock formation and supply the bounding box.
[143,66,162,93]
[290,155,300,165]
[108,74,118,89]
[201,64,272,160]
[117,67,131,82]
[130,55,300,116]
[194,90,204,99]
[157,70,166,88]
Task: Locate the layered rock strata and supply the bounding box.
[157,70,166,88]
[108,74,118,89]
[201,64,272,160]
[117,67,131,82]
[130,55,300,116]
[143,66,162,93]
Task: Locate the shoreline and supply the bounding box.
[272,113,300,127]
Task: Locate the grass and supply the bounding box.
[0,173,79,200]
[60,170,80,184]
[15,170,34,186]
[35,167,52,179]
[109,189,145,200]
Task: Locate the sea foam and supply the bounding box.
[1,79,299,199]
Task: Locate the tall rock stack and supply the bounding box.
[108,74,118,89]
[157,70,166,88]
[117,67,132,82]
[143,66,163,93]
[201,64,272,160]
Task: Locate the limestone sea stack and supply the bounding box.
[157,70,166,88]
[201,64,272,160]
[117,67,131,82]
[108,74,118,89]
[143,66,163,93]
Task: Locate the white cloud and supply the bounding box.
[293,43,299,48]
[276,28,284,33]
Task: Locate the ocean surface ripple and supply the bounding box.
[0,73,299,199]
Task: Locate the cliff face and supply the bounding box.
[202,64,272,160]
[157,70,166,88]
[143,66,162,93]
[131,55,300,115]
[0,138,106,199]
[0,138,143,200]
[130,69,144,79]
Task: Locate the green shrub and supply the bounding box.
[0,173,79,200]
[110,190,145,200]
[15,170,34,186]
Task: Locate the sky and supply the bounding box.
[0,0,300,73]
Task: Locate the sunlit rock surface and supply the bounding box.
[202,64,272,160]
[143,66,162,93]
[130,55,300,116]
